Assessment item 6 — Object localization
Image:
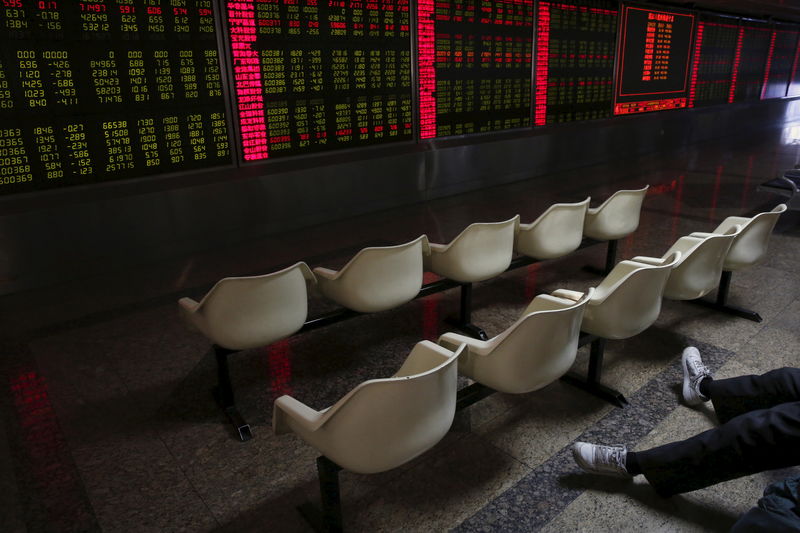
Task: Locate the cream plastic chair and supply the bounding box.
[179,262,317,441]
[427,216,520,283]
[179,261,316,350]
[515,198,590,260]
[438,289,593,394]
[274,341,465,530]
[687,204,787,321]
[314,236,429,313]
[426,216,520,340]
[633,227,740,301]
[553,252,681,406]
[583,185,649,274]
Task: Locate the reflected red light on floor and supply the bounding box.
[266,339,292,400]
[9,368,95,530]
[524,263,540,301]
[421,271,442,340]
[709,165,724,222]
[741,155,754,209]
[670,175,685,243]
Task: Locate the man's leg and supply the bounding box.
[708,367,800,423]
[634,400,800,496]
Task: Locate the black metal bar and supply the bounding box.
[456,382,497,411]
[298,456,344,533]
[212,345,252,442]
[299,308,362,334]
[560,334,628,408]
[689,270,763,322]
[587,338,606,383]
[716,270,732,306]
[444,283,489,340]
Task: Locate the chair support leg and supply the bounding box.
[212,345,252,442]
[298,456,344,533]
[560,337,628,408]
[582,239,618,276]
[445,283,489,340]
[689,271,763,322]
[456,382,497,411]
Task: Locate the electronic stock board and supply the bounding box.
[4,0,800,197]
[687,17,738,108]
[225,0,414,160]
[534,0,617,125]
[417,0,534,138]
[613,3,695,115]
[762,27,800,99]
[0,0,231,194]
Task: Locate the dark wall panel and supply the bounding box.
[0,97,792,295]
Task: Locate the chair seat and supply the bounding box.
[273,341,464,474]
[427,216,519,283]
[179,262,316,350]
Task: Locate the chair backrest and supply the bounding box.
[460,292,592,394]
[582,253,680,340]
[432,216,519,282]
[664,230,738,300]
[320,236,427,312]
[724,204,787,271]
[311,342,462,474]
[584,185,649,241]
[194,262,314,350]
[515,198,590,260]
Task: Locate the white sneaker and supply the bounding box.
[572,442,631,478]
[682,346,712,406]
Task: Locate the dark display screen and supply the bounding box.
[687,19,738,108]
[225,0,413,161]
[533,0,617,126]
[0,0,231,195]
[762,28,799,99]
[731,23,771,102]
[613,3,695,115]
[417,0,533,138]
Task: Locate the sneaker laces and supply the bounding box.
[594,444,628,473]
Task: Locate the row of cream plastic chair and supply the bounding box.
[180,186,650,350]
[270,203,787,531]
[178,186,649,442]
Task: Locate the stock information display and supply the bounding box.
[533,0,617,126]
[613,4,695,115]
[226,0,413,160]
[687,19,738,108]
[417,0,534,138]
[0,0,232,194]
[762,29,800,99]
[731,23,772,102]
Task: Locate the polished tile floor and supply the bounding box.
[1,121,799,532]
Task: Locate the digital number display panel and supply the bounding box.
[0,0,232,195]
[417,0,534,138]
[787,42,800,96]
[730,23,771,102]
[613,4,695,115]
[762,28,799,99]
[687,18,738,108]
[533,0,617,126]
[225,0,413,161]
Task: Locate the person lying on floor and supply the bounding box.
[572,347,800,532]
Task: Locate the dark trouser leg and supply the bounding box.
[709,367,800,423]
[636,400,800,496]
